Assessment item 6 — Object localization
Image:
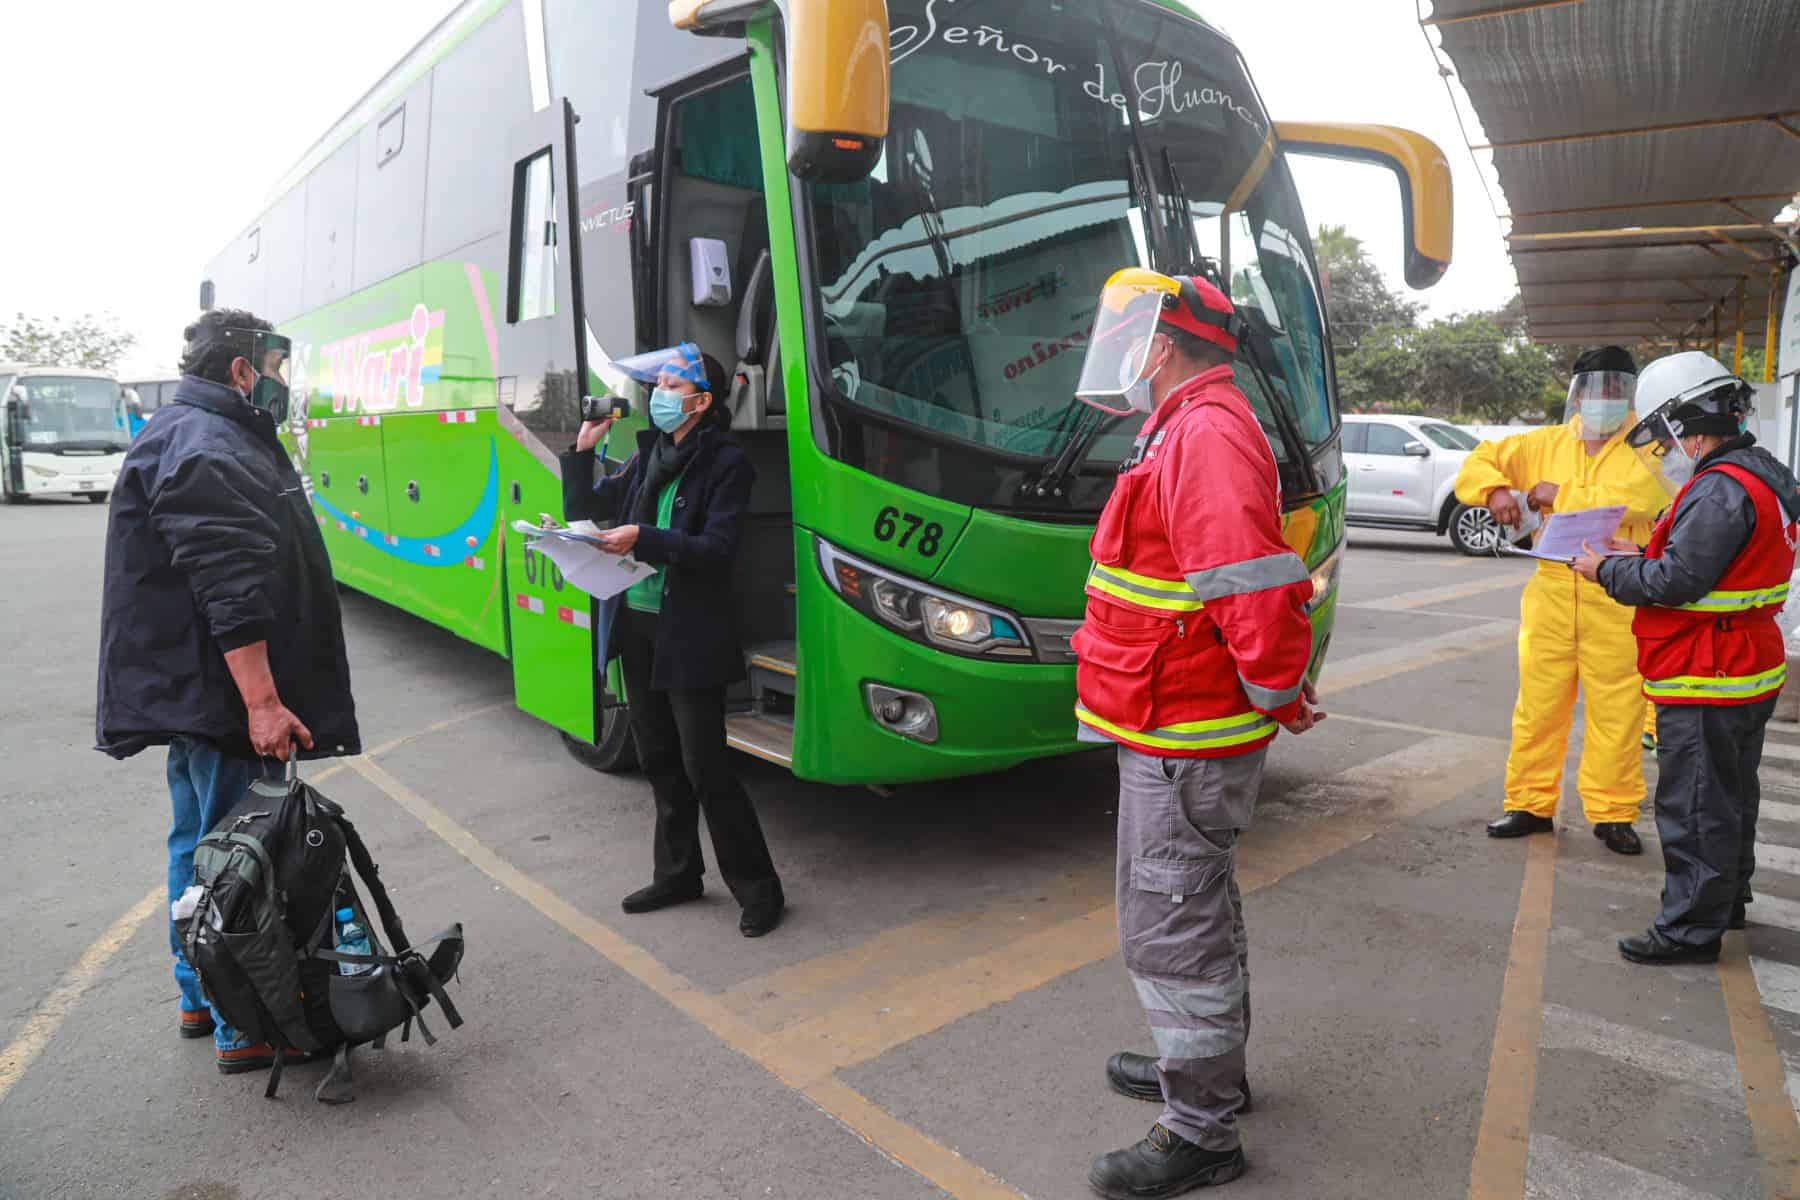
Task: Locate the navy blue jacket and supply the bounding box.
[95,376,360,760]
[560,424,753,690]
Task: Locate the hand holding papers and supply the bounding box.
[1500,505,1630,564]
[512,519,658,600]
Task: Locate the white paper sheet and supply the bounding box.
[1505,505,1629,563]
[512,520,658,600]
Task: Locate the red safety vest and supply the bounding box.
[1634,461,1797,705]
[1072,366,1315,757]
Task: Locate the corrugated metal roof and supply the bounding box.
[1423,0,1799,354]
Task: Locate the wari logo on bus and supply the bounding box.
[319,302,447,415]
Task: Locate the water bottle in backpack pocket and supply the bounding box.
[334,907,374,977]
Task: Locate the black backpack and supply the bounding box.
[174,760,465,1102]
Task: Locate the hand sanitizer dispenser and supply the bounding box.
[690,238,732,307]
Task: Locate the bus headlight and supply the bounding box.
[1306,544,1344,614]
[817,537,1031,660]
[24,463,60,478]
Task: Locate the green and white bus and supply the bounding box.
[200,0,1452,785]
[1,366,131,503]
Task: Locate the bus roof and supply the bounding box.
[0,365,118,381]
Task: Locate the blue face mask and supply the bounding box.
[649,387,691,434]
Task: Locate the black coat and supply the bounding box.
[560,424,753,690]
[95,376,361,760]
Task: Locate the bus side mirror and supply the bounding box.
[670,0,889,184]
[6,396,30,423]
[199,279,216,311]
[1274,122,1453,291]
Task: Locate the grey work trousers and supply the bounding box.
[1652,697,1774,947]
[1115,743,1265,1152]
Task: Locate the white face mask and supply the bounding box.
[1123,344,1170,414]
[1661,439,1698,488]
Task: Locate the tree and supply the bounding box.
[1410,314,1560,424]
[1315,224,1421,355]
[0,312,137,372]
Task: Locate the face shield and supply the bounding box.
[219,328,292,424]
[1074,270,1183,417]
[1564,369,1636,439]
[608,342,710,392]
[1625,404,1698,500]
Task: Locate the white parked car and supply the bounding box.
[1342,414,1503,555]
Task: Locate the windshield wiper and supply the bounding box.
[1159,148,1219,283]
[1098,4,1177,273]
[1235,311,1322,500]
[1025,403,1118,502]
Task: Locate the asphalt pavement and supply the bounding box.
[3,501,1799,1200]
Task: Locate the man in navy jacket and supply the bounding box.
[96,308,359,1071]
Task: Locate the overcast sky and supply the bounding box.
[0,0,1514,378]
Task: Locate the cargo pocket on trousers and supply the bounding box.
[1122,852,1235,977]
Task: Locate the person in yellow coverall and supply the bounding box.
[1455,347,1668,855]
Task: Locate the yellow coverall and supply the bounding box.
[1454,426,1668,824]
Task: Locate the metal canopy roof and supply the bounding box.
[1423,0,1799,356]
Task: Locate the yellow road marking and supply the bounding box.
[1319,621,1518,697]
[342,754,1024,1200]
[1467,834,1557,1200]
[0,886,162,1105]
[1719,936,1800,1199]
[1345,572,1526,613]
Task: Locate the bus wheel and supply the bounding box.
[86,492,108,504]
[559,706,638,774]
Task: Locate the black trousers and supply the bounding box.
[617,608,781,908]
[1652,696,1773,946]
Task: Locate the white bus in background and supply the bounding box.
[0,366,131,503]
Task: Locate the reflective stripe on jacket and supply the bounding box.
[1072,365,1315,759]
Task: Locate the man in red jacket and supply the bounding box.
[1071,270,1323,1197]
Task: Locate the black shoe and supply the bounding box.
[1731,901,1748,930]
[1106,1053,1253,1114]
[1619,929,1721,965]
[621,878,703,914]
[1486,811,1554,838]
[1594,822,1642,856]
[1088,1123,1245,1199]
[739,897,785,938]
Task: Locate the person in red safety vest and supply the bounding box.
[1070,268,1322,1199]
[1573,353,1800,965]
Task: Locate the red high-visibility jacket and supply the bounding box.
[1634,461,1797,705]
[1073,365,1315,757]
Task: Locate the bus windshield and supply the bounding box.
[805,0,1334,514]
[9,376,129,452]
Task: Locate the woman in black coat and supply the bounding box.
[560,347,784,937]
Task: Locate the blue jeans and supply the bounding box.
[167,736,280,1050]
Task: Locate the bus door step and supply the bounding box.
[724,713,793,768]
[748,641,797,701]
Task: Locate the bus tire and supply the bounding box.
[559,706,638,774]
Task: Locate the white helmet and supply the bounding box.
[1633,351,1737,421]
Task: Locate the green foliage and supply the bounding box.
[0,312,137,372]
[1315,224,1421,356]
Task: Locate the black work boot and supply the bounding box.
[1593,822,1642,856]
[1730,900,1749,930]
[620,878,703,914]
[1106,1053,1253,1114]
[1619,929,1721,965]
[1486,811,1554,838]
[1088,1123,1245,1198]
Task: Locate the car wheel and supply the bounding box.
[1449,503,1501,556]
[559,702,638,774]
[86,491,109,504]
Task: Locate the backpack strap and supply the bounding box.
[336,812,411,954]
[264,1036,286,1100]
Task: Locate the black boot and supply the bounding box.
[739,896,785,937]
[1106,1053,1253,1114]
[1619,929,1721,965]
[1088,1124,1245,1198]
[1486,811,1554,838]
[621,878,703,914]
[1593,822,1642,856]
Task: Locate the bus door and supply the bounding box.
[495,97,603,742]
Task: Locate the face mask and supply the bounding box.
[1584,396,1629,437]
[1122,345,1170,415]
[1661,442,1697,488]
[650,387,692,434]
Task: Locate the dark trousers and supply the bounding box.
[617,609,781,908]
[1652,697,1773,947]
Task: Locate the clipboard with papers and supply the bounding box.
[512,519,659,600]
[1498,505,1631,564]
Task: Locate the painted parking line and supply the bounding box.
[1467,834,1557,1200]
[1758,842,1800,879]
[1343,572,1526,613]
[0,886,162,1105]
[1720,938,1800,1199]
[1525,1133,1717,1200]
[1539,1003,1741,1106]
[1319,620,1519,698]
